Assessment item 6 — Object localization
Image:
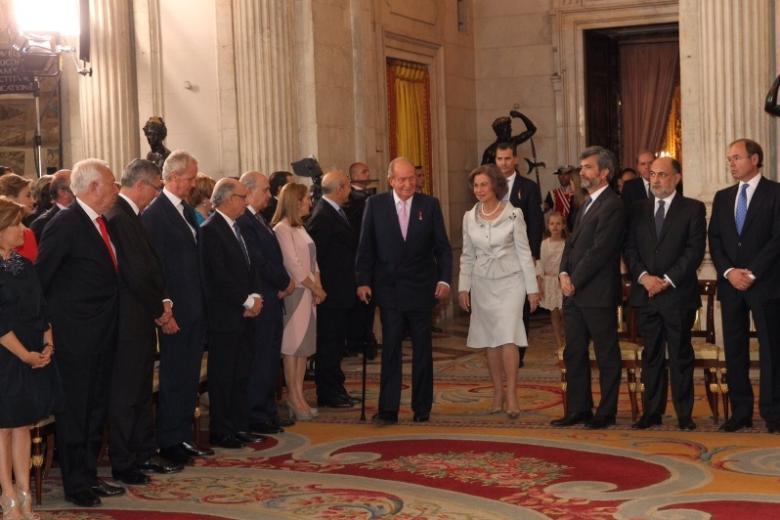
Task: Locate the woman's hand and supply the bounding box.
[528,292,541,313]
[313,285,327,305]
[458,291,471,312]
[536,276,545,298]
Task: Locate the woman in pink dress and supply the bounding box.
[273,183,326,420]
[0,175,37,262]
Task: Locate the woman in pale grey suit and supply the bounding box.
[458,165,540,418]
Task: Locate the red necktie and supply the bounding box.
[96,216,118,271]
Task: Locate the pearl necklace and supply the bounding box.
[480,201,501,218]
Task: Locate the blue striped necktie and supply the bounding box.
[735,183,749,235]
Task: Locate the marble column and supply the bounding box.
[680,0,773,201]
[232,0,296,174]
[79,0,139,176]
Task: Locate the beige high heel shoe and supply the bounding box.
[0,493,21,520]
[16,490,39,520]
[288,403,313,421]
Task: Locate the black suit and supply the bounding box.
[35,202,118,496]
[621,177,649,207]
[141,192,205,449]
[105,196,165,473]
[344,187,376,352]
[624,194,706,420]
[199,211,257,438]
[237,208,290,426]
[30,204,60,242]
[262,197,278,223]
[306,198,357,402]
[708,176,780,422]
[559,187,626,418]
[356,192,452,418]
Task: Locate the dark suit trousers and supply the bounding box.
[637,303,696,420]
[348,300,376,351]
[562,300,622,417]
[378,307,433,417]
[721,294,780,422]
[247,303,283,425]
[54,333,116,494]
[316,307,350,401]
[208,329,251,437]
[157,320,206,449]
[109,333,157,472]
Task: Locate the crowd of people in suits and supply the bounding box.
[0,135,777,518]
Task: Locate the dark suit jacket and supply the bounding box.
[559,187,626,307]
[508,173,543,259]
[621,177,649,207]
[35,202,118,352]
[199,212,256,333]
[344,188,370,234]
[306,199,357,309]
[261,197,277,223]
[141,193,204,325]
[356,192,452,311]
[30,205,60,242]
[624,194,706,308]
[237,209,289,315]
[105,196,166,340]
[708,176,780,303]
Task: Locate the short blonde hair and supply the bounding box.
[272,182,308,227]
[0,173,31,198]
[0,196,24,231]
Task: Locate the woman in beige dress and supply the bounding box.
[273,183,326,420]
[458,165,540,419]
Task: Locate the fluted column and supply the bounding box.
[680,0,772,201]
[232,0,296,174]
[79,0,139,176]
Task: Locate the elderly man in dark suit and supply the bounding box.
[306,169,359,408]
[36,158,123,507]
[356,157,452,425]
[709,138,780,433]
[624,156,706,431]
[30,169,73,241]
[552,146,626,430]
[105,159,181,486]
[142,150,212,465]
[200,178,263,448]
[237,171,294,434]
[494,143,543,366]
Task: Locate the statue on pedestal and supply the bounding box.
[481,110,537,165]
[143,116,171,169]
[766,74,780,117]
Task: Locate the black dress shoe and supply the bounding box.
[112,468,150,485]
[236,431,266,443]
[180,441,215,457]
[209,435,245,449]
[159,445,194,466]
[317,396,354,408]
[413,413,430,423]
[251,422,284,434]
[91,479,126,497]
[138,455,183,474]
[766,420,780,433]
[678,417,697,431]
[550,411,593,427]
[371,413,398,426]
[632,415,662,429]
[719,417,753,432]
[65,489,101,507]
[276,416,295,428]
[585,415,616,429]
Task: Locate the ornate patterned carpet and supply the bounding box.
[36,313,780,519]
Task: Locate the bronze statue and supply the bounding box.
[481,110,537,165]
[766,74,780,117]
[143,116,171,169]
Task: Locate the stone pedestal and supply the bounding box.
[232,0,296,173]
[79,0,139,175]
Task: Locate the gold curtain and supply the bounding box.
[661,84,682,163]
[387,59,432,194]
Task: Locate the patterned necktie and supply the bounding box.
[256,212,273,234]
[735,183,749,235]
[581,196,592,215]
[655,199,665,237]
[233,222,250,265]
[337,207,351,226]
[96,216,118,271]
[398,199,409,240]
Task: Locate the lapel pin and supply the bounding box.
[418,211,423,221]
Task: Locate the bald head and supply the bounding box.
[321,169,351,206]
[240,170,271,212]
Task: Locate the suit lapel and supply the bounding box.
[647,197,659,241]
[406,196,423,241]
[741,177,765,235]
[384,193,405,243]
[214,213,250,270]
[73,203,115,268]
[159,194,197,244]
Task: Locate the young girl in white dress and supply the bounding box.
[536,212,567,350]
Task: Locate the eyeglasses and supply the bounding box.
[232,193,247,200]
[144,180,163,192]
[649,171,675,179]
[726,155,747,164]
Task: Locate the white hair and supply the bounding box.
[70,158,111,195]
[162,150,198,181]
